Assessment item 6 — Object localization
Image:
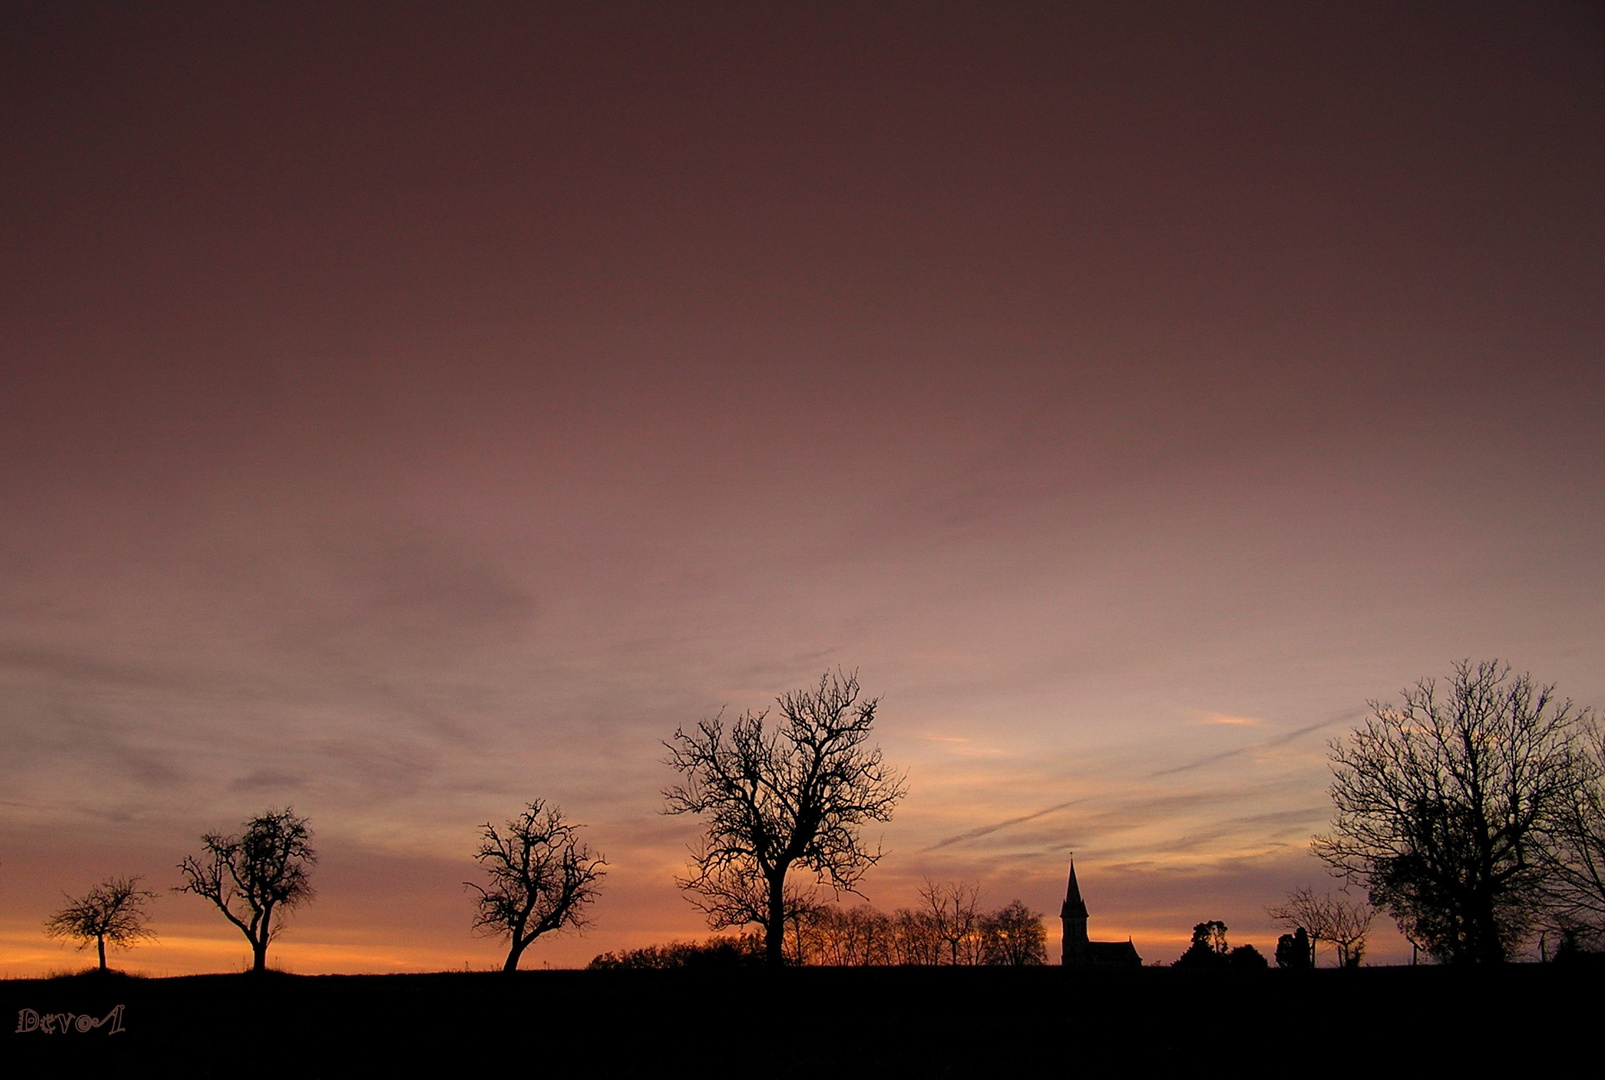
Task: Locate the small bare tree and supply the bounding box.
[1267,887,1374,967]
[177,807,316,973]
[468,800,606,972]
[45,875,157,972]
[921,879,983,965]
[664,669,907,966]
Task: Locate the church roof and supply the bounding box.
[1081,940,1143,966]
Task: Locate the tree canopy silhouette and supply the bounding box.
[176,807,316,973]
[1313,661,1583,963]
[467,800,606,972]
[1173,920,1231,968]
[663,669,907,966]
[1275,927,1313,970]
[45,875,157,973]
[981,899,1049,966]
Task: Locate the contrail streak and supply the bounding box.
[1147,710,1364,777]
[921,798,1089,852]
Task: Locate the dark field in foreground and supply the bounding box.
[4,964,1597,1075]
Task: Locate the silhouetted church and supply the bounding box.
[1060,860,1142,967]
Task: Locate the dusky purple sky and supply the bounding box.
[3,2,1602,973]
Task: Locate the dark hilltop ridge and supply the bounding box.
[4,963,1597,1075]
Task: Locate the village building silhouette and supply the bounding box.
[1060,860,1142,967]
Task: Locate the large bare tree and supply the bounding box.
[663,669,907,966]
[176,807,316,973]
[468,800,606,972]
[1312,661,1582,963]
[45,875,157,973]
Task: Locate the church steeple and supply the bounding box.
[1061,858,1089,963]
[1061,859,1089,918]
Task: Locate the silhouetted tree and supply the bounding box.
[921,879,984,964]
[1275,928,1313,969]
[663,669,907,966]
[176,807,315,973]
[1544,718,1605,937]
[804,905,897,966]
[1173,920,1231,968]
[843,905,899,966]
[892,906,943,965]
[44,875,157,972]
[468,800,606,972]
[1228,943,1268,969]
[1267,887,1373,967]
[1313,661,1583,963]
[980,899,1049,966]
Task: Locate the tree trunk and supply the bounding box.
[503,941,526,972]
[97,936,107,973]
[252,938,269,973]
[765,874,787,967]
[1471,890,1504,963]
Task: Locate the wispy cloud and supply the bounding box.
[921,798,1089,852]
[1198,712,1264,727]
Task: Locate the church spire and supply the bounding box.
[1061,858,1088,919]
[1061,858,1089,962]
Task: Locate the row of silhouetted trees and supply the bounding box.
[591,886,1049,969]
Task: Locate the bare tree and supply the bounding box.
[980,899,1048,966]
[921,879,983,965]
[45,875,157,972]
[1543,718,1605,941]
[824,905,896,966]
[664,669,907,966]
[176,807,315,973]
[1267,887,1374,967]
[468,800,606,972]
[1313,661,1582,963]
[891,907,942,965]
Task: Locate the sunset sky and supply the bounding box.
[3,2,1602,974]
